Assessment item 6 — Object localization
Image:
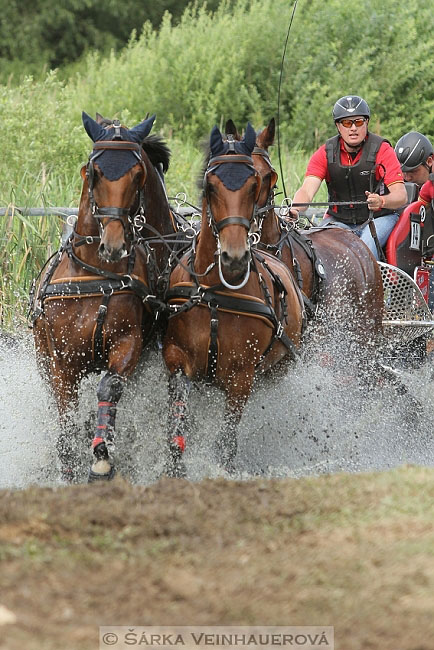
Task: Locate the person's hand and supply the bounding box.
[365,191,385,211]
[289,208,300,220]
[280,207,300,223]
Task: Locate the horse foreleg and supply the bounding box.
[164,371,191,478]
[214,373,252,474]
[88,370,126,482]
[49,365,82,484]
[214,409,243,475]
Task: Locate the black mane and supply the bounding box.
[197,139,212,195]
[142,133,171,173]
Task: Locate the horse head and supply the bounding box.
[204,123,262,285]
[252,118,278,208]
[225,118,278,211]
[81,111,156,263]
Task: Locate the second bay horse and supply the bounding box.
[162,124,305,476]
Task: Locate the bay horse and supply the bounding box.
[225,118,385,350]
[31,112,176,483]
[162,124,305,476]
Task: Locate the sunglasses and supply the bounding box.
[339,117,367,128]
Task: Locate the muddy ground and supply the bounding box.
[1,466,434,650]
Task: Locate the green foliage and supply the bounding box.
[281,0,434,149]
[0,0,230,84]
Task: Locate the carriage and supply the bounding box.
[303,184,434,366]
[380,189,434,352]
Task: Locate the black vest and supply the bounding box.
[325,132,391,224]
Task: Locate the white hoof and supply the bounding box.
[88,459,116,482]
[91,459,112,475]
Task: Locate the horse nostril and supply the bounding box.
[221,251,231,266]
[98,242,113,260]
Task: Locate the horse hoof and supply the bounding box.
[88,459,116,483]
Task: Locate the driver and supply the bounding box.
[289,95,407,260]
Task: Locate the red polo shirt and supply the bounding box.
[306,135,404,186]
[419,180,434,205]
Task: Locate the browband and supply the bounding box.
[93,140,141,152]
[207,154,254,167]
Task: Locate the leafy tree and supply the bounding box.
[0,0,230,82]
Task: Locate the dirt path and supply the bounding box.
[1,467,434,650]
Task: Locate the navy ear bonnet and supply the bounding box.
[82,111,156,181]
[208,123,256,191]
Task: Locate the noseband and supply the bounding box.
[86,139,147,235]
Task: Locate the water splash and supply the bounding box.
[1,331,433,489]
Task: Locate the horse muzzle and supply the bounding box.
[220,248,250,276]
[98,240,128,263]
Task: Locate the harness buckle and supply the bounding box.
[134,214,146,229]
[120,274,132,290]
[276,322,284,339]
[249,231,260,246]
[226,134,236,152]
[174,192,187,211]
[191,286,205,303]
[96,303,108,323]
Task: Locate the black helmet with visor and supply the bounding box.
[332,96,370,123]
[394,132,433,172]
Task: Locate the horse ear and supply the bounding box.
[210,125,225,156]
[256,117,276,150]
[82,111,106,142]
[95,112,105,124]
[243,122,256,154]
[128,114,156,143]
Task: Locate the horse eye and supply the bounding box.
[250,180,259,195]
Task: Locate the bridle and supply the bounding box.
[85,129,147,241]
[203,151,262,289]
[251,146,278,230]
[203,152,262,236]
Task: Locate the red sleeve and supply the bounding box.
[419,180,434,205]
[305,145,329,181]
[376,142,405,187]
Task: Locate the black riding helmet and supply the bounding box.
[394,132,433,171]
[332,95,370,122]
